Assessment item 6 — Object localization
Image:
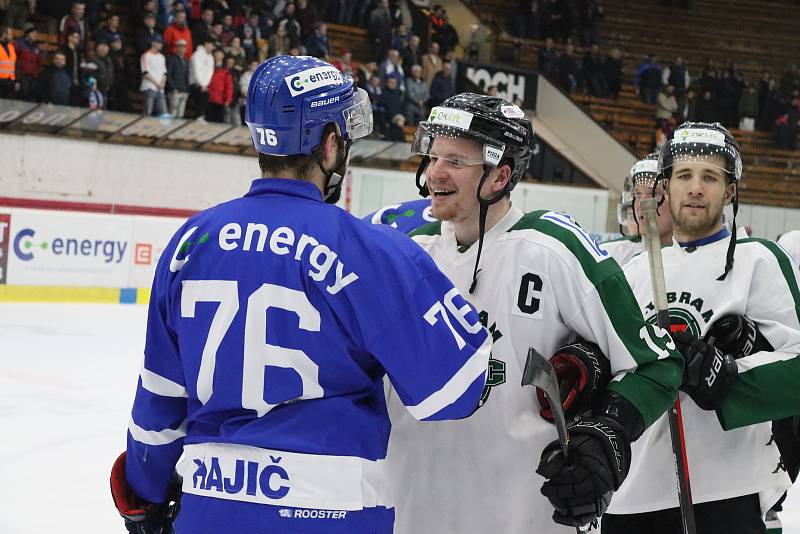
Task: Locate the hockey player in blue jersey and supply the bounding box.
[363,198,434,233]
[109,55,492,534]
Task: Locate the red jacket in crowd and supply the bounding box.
[208,66,233,106]
[14,38,43,79]
[164,23,194,60]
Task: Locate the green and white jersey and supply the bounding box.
[613,231,800,515]
[601,235,644,268]
[384,206,682,534]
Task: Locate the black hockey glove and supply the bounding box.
[705,313,774,358]
[672,330,738,411]
[110,452,182,534]
[537,392,640,528]
[536,340,612,422]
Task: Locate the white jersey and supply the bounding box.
[614,229,800,515]
[778,230,800,265]
[601,235,644,268]
[385,206,683,534]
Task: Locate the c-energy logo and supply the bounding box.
[13,227,128,263]
[13,228,45,261]
[285,66,343,97]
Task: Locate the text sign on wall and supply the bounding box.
[456,61,538,109]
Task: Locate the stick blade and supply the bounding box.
[521,346,559,401]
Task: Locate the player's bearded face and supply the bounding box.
[666,159,733,239]
[425,137,488,222]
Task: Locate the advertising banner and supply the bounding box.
[4,209,183,288]
[455,61,538,110]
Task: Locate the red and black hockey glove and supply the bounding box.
[110,452,181,534]
[672,330,738,411]
[536,341,611,422]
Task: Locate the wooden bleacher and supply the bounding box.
[467,0,800,208]
[9,28,59,52]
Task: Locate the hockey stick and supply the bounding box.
[522,347,587,534]
[640,197,697,534]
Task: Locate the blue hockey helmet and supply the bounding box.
[245,55,373,157]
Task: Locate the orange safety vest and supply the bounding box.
[0,42,16,80]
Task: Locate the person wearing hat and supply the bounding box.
[140,33,167,116]
[87,76,105,110]
[14,23,42,101]
[166,39,190,118]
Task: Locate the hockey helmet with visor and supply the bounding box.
[411,93,534,294]
[245,55,373,201]
[411,93,534,197]
[657,122,743,280]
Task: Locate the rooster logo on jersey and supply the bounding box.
[646,307,703,337]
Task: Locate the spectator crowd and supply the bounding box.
[2,0,798,150]
[0,0,456,139]
[320,0,459,139]
[0,0,333,124]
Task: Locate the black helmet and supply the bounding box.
[658,122,742,183]
[411,92,534,196]
[411,93,534,294]
[658,122,742,280]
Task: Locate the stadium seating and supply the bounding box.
[467,0,800,207]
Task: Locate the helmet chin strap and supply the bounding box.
[716,181,738,281]
[313,138,352,204]
[469,165,509,294]
[415,156,431,197]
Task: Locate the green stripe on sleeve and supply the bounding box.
[511,211,682,426]
[713,238,800,429]
[738,238,800,323]
[717,356,800,430]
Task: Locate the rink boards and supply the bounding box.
[0,206,181,303]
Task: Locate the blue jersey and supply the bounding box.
[125,179,490,534]
[363,198,435,234]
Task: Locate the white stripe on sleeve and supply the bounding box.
[736,350,797,373]
[128,417,188,446]
[406,334,491,421]
[140,367,188,398]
